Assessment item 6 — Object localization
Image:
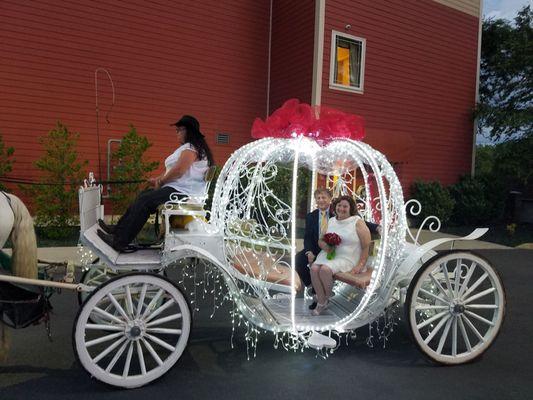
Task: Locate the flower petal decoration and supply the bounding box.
[251,99,365,142]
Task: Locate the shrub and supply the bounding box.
[449,175,504,225]
[0,134,15,191]
[410,181,455,225]
[24,122,88,239]
[109,125,159,216]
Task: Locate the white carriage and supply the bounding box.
[1,132,506,389]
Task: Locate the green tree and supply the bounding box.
[0,135,15,192]
[476,6,533,140]
[25,122,88,238]
[410,181,455,225]
[110,125,159,215]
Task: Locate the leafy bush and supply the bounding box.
[24,122,88,239]
[0,134,15,191]
[410,181,455,225]
[449,175,504,225]
[109,125,159,215]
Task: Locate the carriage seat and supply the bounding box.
[230,247,302,292]
[159,165,217,235]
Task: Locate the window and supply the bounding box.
[329,30,366,93]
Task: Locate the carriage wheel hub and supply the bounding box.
[451,303,465,315]
[130,326,141,337]
[126,320,145,339]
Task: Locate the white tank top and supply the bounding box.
[162,143,209,196]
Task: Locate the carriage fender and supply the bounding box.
[396,228,489,284]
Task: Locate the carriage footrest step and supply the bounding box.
[306,331,337,350]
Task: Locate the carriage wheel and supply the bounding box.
[405,251,505,365]
[73,273,191,388]
[78,264,119,305]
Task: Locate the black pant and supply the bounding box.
[113,187,182,247]
[295,249,312,287]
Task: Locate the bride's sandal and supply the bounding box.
[312,300,329,316]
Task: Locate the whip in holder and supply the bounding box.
[94,68,116,184]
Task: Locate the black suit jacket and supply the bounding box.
[303,209,321,257]
[303,209,380,257]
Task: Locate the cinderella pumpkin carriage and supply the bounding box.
[0,100,505,388]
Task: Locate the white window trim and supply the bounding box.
[329,30,366,94]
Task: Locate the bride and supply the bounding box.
[310,195,371,316]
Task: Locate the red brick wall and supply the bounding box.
[321,0,479,192]
[0,0,270,196]
[269,0,315,111]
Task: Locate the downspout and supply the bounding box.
[311,0,326,107]
[310,0,326,211]
[266,0,273,117]
[471,0,483,176]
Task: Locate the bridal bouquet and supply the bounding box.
[323,232,342,260]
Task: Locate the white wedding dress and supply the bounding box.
[314,216,362,273]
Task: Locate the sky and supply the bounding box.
[483,0,531,21]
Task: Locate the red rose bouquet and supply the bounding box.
[323,232,342,260]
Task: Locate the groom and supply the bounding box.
[295,188,380,310]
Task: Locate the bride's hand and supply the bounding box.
[350,265,365,275]
[318,239,332,252]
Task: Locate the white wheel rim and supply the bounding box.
[409,252,504,364]
[75,274,190,388]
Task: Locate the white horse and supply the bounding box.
[0,191,38,360]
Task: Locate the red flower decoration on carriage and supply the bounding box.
[251,98,365,143]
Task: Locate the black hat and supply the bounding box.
[170,115,201,133]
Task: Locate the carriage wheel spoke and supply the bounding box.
[105,339,130,372]
[461,272,488,301]
[145,333,176,352]
[441,263,454,299]
[417,310,449,330]
[85,331,124,347]
[122,342,134,378]
[466,304,498,309]
[452,316,458,356]
[463,287,496,304]
[144,299,176,323]
[464,310,495,326]
[145,328,182,335]
[107,293,130,321]
[424,314,451,344]
[458,262,476,298]
[92,336,127,363]
[436,316,453,354]
[146,313,182,327]
[428,273,452,301]
[141,337,164,366]
[136,283,148,319]
[458,315,472,352]
[415,304,448,310]
[136,340,147,375]
[454,259,462,297]
[85,323,124,331]
[461,314,485,342]
[418,288,448,305]
[125,285,135,318]
[92,306,125,325]
[141,289,165,319]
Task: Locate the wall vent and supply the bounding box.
[216,133,230,144]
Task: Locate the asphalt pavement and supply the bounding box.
[0,249,531,400]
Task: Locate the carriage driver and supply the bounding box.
[97,115,214,252]
[295,188,381,310]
